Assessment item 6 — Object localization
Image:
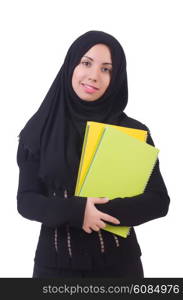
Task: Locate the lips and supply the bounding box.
[81,83,99,91]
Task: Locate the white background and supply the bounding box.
[0,0,182,277]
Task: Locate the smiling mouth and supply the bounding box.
[81,83,99,91]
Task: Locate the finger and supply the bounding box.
[97,220,106,229]
[93,197,109,204]
[91,225,100,232]
[83,226,92,234]
[101,213,120,224]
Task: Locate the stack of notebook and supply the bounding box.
[74,121,159,238]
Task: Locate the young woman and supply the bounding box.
[16,30,170,278]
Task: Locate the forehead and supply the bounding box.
[82,44,112,63]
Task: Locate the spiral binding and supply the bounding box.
[142,136,158,193]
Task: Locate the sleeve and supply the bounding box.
[16,139,87,228]
[95,129,170,226]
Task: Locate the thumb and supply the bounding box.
[93,197,109,204]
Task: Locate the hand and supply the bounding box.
[82,197,120,234]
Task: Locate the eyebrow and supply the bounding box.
[83,55,112,66]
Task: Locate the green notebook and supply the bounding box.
[79,126,159,237]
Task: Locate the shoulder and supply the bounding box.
[119,113,149,131]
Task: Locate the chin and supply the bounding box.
[78,93,98,102]
[84,97,99,102]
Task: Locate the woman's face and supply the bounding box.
[72,44,112,101]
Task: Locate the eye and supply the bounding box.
[102,67,112,73]
[81,61,91,66]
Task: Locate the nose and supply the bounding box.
[88,67,99,82]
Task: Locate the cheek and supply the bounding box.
[72,69,78,88]
[72,66,84,85]
[103,76,111,91]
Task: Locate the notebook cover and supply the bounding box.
[75,121,147,195]
[78,126,159,237]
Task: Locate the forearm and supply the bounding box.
[16,141,87,228]
[95,190,170,226]
[17,191,87,228]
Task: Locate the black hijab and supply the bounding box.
[18,30,128,194]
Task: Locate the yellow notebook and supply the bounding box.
[76,124,159,238]
[74,122,149,238]
[75,121,148,195]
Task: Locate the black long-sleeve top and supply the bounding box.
[16,114,170,270]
